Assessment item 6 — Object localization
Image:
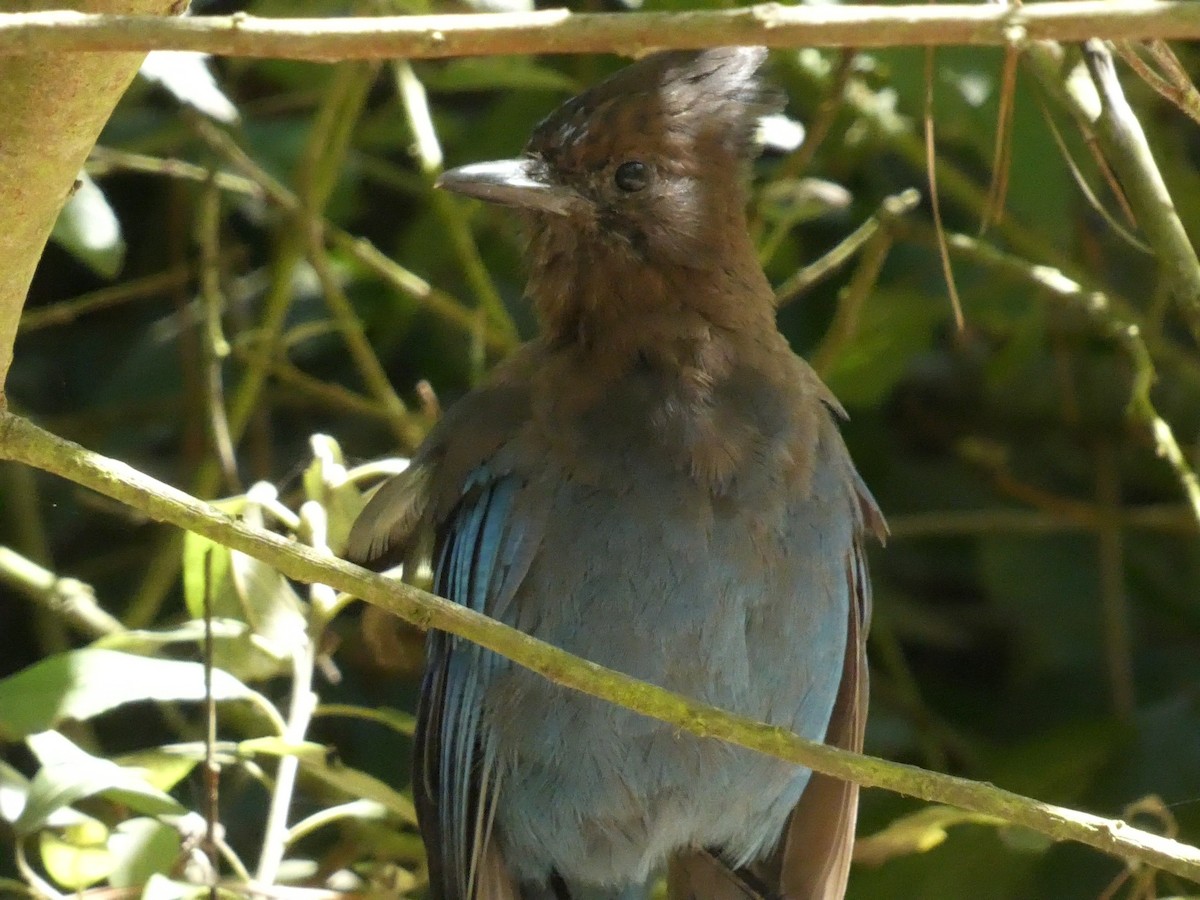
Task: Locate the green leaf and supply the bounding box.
[302,760,417,825]
[304,434,366,555]
[227,549,308,654]
[238,736,331,764]
[182,529,307,681]
[181,530,234,623]
[141,873,213,900]
[112,750,200,794]
[1,757,97,831]
[39,819,114,890]
[95,619,249,654]
[240,738,417,825]
[107,817,183,889]
[50,172,125,279]
[18,733,183,834]
[0,648,259,740]
[314,703,417,737]
[855,805,1009,866]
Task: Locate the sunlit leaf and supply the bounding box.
[238,736,331,764]
[305,434,366,554]
[95,618,250,654]
[112,750,200,794]
[18,733,183,834]
[107,817,183,889]
[139,51,239,123]
[301,760,417,825]
[0,649,260,740]
[0,759,29,824]
[235,735,416,823]
[50,172,124,278]
[227,550,308,654]
[39,819,113,890]
[182,529,306,681]
[141,873,212,900]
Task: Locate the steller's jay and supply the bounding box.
[349,46,884,900]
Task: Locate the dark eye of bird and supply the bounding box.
[613,160,650,193]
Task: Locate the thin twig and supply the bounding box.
[394,59,517,345]
[811,211,901,375]
[225,63,375,461]
[777,48,858,181]
[1032,88,1150,253]
[924,47,966,333]
[124,68,386,630]
[192,118,513,354]
[256,501,335,884]
[0,546,123,637]
[196,178,240,494]
[19,263,203,332]
[305,225,424,448]
[1095,441,1135,720]
[980,43,1018,233]
[203,550,222,899]
[1115,40,1200,126]
[886,504,1198,538]
[925,230,1200,529]
[776,188,920,306]
[86,145,258,194]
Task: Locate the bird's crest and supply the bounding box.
[527,47,782,171]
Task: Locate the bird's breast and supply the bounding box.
[479,432,855,886]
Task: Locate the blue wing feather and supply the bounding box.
[419,471,525,900]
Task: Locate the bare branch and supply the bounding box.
[2,2,1200,61]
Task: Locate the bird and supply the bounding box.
[348,46,884,900]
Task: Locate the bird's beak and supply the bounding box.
[436,158,578,217]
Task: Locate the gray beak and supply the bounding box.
[436,158,578,216]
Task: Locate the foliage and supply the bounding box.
[2,2,1200,898]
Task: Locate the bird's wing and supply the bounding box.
[347,372,538,900]
[418,468,541,900]
[772,532,871,900]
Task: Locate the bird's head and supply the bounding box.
[438,47,780,261]
[437,47,781,344]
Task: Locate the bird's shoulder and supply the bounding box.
[346,345,541,567]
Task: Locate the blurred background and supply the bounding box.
[2,1,1200,897]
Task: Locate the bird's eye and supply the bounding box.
[614,160,650,193]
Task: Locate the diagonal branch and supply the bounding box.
[2,2,1200,61]
[1,408,1199,883]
